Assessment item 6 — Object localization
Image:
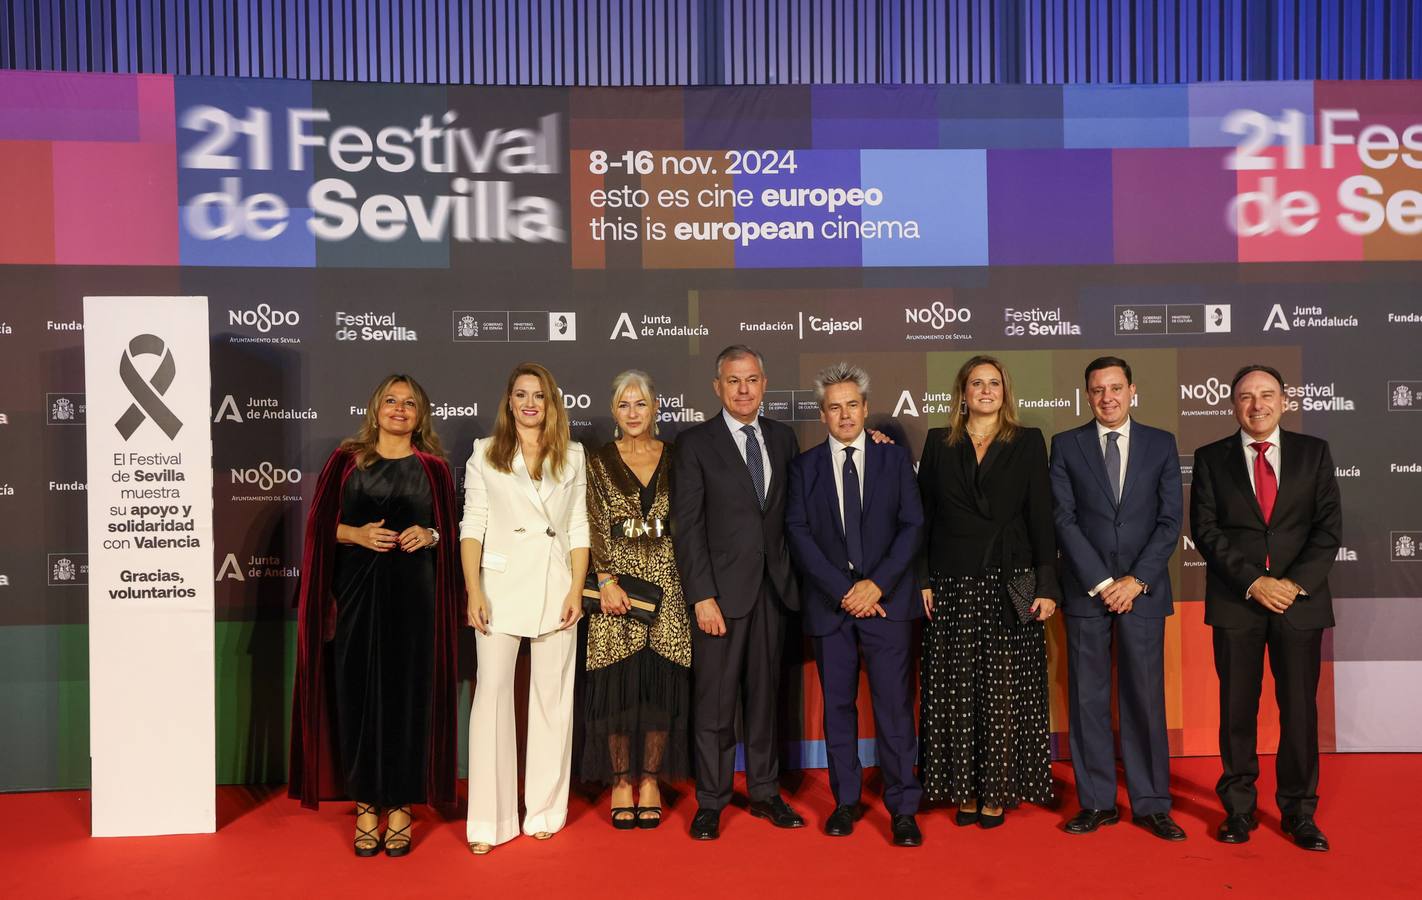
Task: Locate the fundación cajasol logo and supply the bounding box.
[115,334,183,440]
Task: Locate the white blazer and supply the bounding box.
[460,438,589,638]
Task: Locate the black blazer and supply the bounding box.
[671,415,800,617]
[1189,429,1341,630]
[917,426,1060,601]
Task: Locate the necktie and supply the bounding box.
[842,446,864,574]
[1250,441,1277,522]
[742,424,766,510]
[1103,431,1122,504]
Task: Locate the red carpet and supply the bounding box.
[7,755,1413,898]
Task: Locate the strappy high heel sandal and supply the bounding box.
[383,805,413,857]
[610,771,637,831]
[353,803,382,857]
[636,769,663,830]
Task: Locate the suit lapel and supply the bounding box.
[764,422,788,510]
[1273,430,1309,519]
[1075,423,1117,507]
[709,416,761,508]
[861,437,883,517]
[1118,423,1147,508]
[1224,432,1267,524]
[815,442,846,543]
[512,452,553,526]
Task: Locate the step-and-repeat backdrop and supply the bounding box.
[3,71,1420,790]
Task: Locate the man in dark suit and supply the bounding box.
[1050,357,1185,841]
[672,345,804,839]
[785,362,924,847]
[1190,364,1341,852]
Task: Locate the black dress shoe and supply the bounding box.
[1282,815,1330,852]
[891,815,922,847]
[824,804,860,837]
[953,807,979,827]
[977,809,1005,829]
[1216,813,1258,844]
[1063,808,1120,834]
[690,807,721,841]
[748,796,806,829]
[1133,812,1186,842]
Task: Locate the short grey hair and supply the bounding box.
[714,344,766,377]
[814,361,870,408]
[609,369,658,416]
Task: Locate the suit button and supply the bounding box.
[546,527,557,537]
[1115,521,1122,527]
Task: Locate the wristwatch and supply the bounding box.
[1132,576,1148,593]
[427,527,440,547]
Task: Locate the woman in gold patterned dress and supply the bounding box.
[583,370,691,829]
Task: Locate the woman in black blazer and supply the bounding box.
[917,355,1060,828]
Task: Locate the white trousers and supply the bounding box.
[466,626,577,845]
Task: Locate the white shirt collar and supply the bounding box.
[1096,417,1132,441]
[1239,425,1281,450]
[722,407,761,435]
[829,429,868,458]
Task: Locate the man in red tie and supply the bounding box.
[1190,365,1342,852]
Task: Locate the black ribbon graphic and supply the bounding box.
[115,334,183,440]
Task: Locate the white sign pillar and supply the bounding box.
[84,296,215,836]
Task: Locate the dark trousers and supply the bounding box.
[1212,617,1324,819]
[813,615,921,815]
[691,577,785,810]
[1066,612,1171,815]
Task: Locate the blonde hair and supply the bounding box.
[340,374,445,468]
[486,362,570,480]
[609,369,659,435]
[946,355,1022,447]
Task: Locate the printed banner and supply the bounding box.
[2,72,1419,791]
[84,296,214,835]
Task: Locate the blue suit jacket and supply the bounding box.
[786,438,924,637]
[1049,420,1182,618]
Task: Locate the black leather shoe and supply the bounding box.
[748,796,806,829]
[953,808,979,827]
[891,815,922,847]
[1282,815,1330,852]
[1216,813,1258,844]
[824,804,860,836]
[1063,808,1120,834]
[690,807,721,841]
[1133,812,1186,842]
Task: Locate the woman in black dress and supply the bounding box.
[917,355,1060,828]
[582,370,691,828]
[289,374,462,857]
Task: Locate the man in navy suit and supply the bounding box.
[785,362,924,847]
[1050,357,1186,841]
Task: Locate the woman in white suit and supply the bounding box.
[461,362,590,855]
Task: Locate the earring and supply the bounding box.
[959,400,967,415]
[613,424,621,439]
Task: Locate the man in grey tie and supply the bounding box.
[672,345,805,839]
[1049,357,1186,841]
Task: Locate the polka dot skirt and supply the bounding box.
[920,570,1054,809]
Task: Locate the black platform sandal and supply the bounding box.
[383,806,413,857]
[636,768,663,830]
[611,772,638,830]
[353,803,382,857]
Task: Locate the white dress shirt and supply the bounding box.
[722,408,773,491]
[1097,416,1132,499]
[1088,417,1132,597]
[1239,425,1282,493]
[828,429,868,532]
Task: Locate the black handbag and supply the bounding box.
[1001,567,1037,625]
[582,571,664,625]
